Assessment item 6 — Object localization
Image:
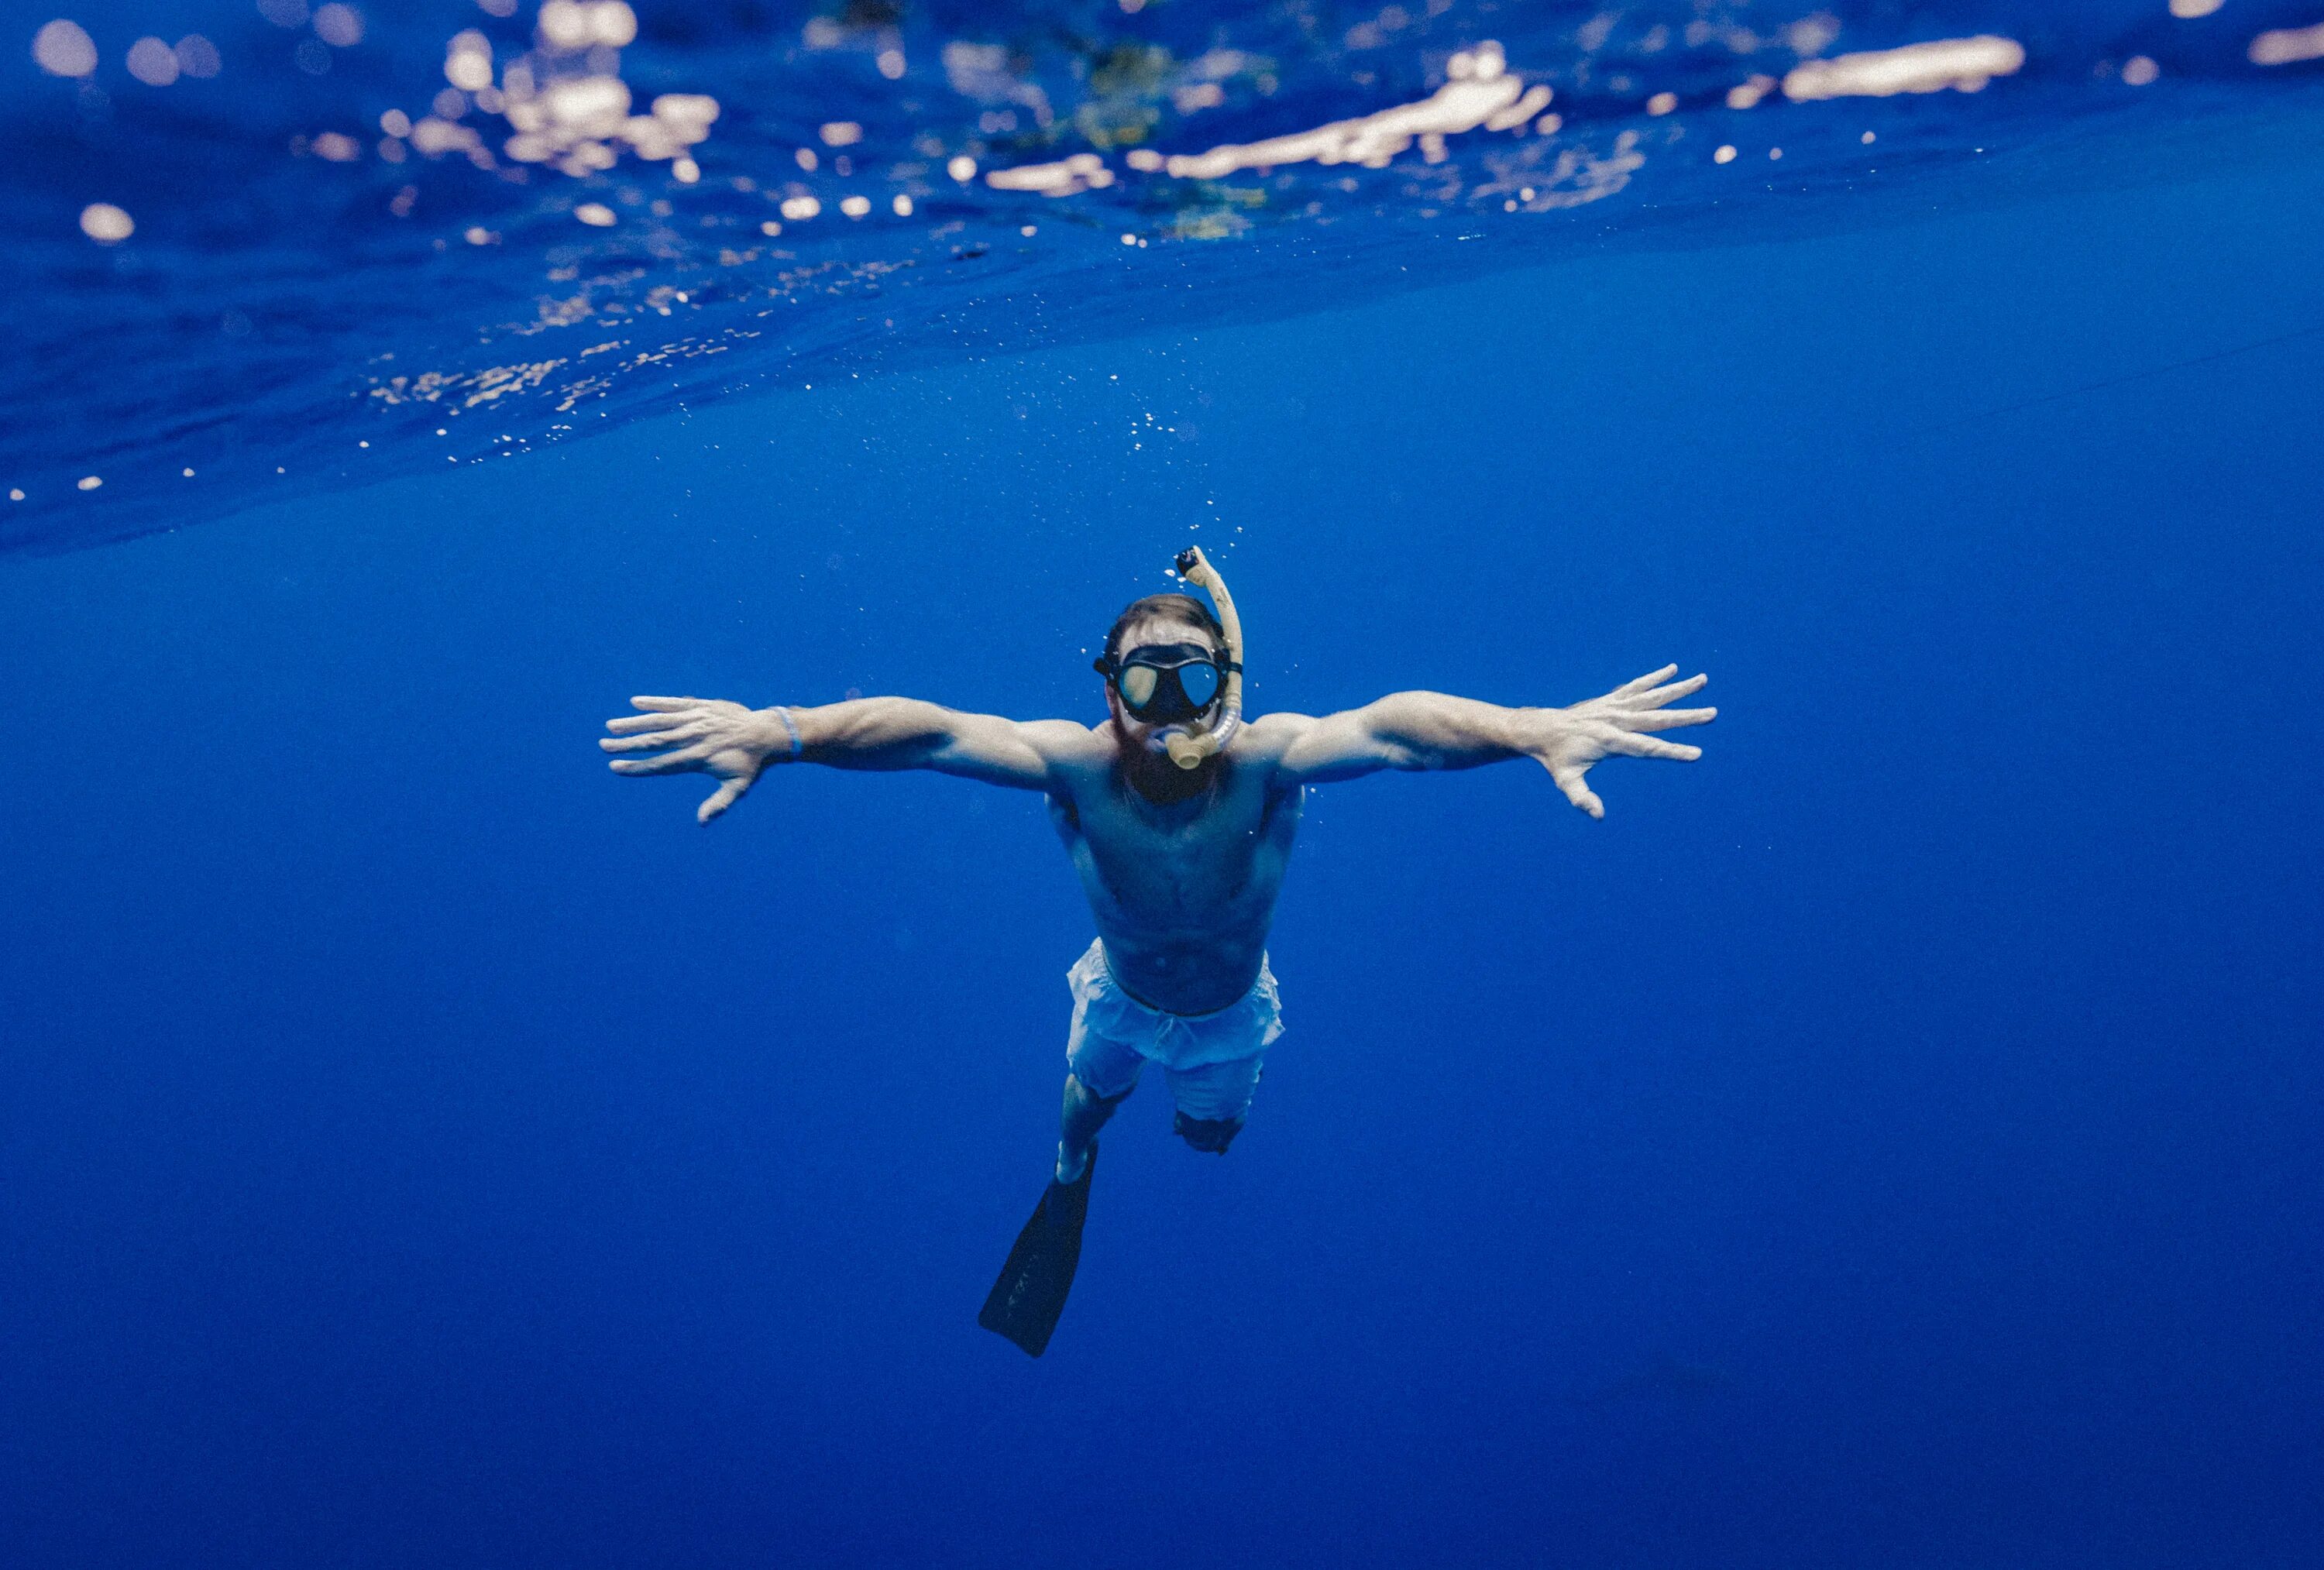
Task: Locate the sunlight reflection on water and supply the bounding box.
[7,1,2324,548]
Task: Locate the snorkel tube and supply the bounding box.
[1163,545,1244,771]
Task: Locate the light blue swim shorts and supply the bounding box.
[1064,939,1285,1124]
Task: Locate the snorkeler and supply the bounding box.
[600,548,1714,1356]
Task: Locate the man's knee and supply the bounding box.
[1064,1073,1133,1117]
[1173,1110,1246,1155]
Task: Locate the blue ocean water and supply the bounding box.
[12,0,2324,548]
[5,4,2324,1568]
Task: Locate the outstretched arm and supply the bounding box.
[600,696,1083,823]
[1270,665,1714,818]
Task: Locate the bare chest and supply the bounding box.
[1063,770,1290,926]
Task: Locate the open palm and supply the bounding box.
[600,696,785,823]
[1528,665,1715,818]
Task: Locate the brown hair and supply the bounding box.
[1102,593,1224,665]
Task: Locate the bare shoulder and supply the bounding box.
[1017,717,1111,768]
[1230,712,1318,774]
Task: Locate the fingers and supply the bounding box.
[1631,673,1708,708]
[600,725,706,754]
[1624,705,1717,732]
[698,777,751,823]
[606,700,703,742]
[1609,732,1701,761]
[607,744,712,775]
[600,715,706,752]
[1544,758,1605,819]
[1612,665,1680,697]
[607,710,699,735]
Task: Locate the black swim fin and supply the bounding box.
[978,1146,1097,1358]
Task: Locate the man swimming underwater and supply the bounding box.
[601,548,1713,1355]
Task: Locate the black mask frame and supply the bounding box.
[1093,641,1239,725]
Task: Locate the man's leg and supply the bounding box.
[1163,1055,1263,1156]
[983,1075,1119,1359]
[1056,1074,1129,1184]
[1172,1109,1243,1154]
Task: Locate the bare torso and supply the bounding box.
[601,661,1714,1020]
[1044,722,1303,1015]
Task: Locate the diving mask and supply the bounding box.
[1095,545,1247,770]
[1094,642,1232,725]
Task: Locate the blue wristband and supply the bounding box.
[772,706,803,759]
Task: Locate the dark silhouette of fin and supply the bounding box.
[978,1146,1097,1358]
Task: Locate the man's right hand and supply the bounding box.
[600,696,790,823]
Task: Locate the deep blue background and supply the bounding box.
[4,149,2321,1567]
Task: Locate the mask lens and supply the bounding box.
[1177,660,1221,709]
[1118,665,1159,709]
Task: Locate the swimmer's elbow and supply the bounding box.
[813,696,963,768]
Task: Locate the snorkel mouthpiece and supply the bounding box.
[1163,545,1244,770]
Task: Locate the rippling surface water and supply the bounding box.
[8,0,2324,550]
